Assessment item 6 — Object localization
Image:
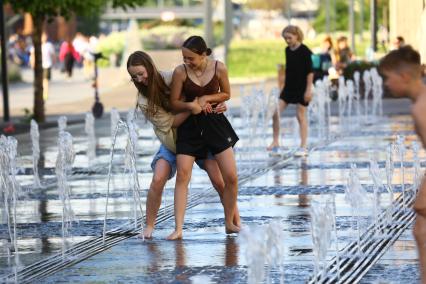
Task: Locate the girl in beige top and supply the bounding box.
[127,51,240,239]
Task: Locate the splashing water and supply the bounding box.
[85,113,96,166]
[385,143,395,224]
[55,131,76,257]
[239,222,286,284]
[30,119,42,188]
[311,79,331,141]
[310,196,334,279]
[363,70,371,123]
[369,155,384,237]
[345,164,368,255]
[103,117,145,242]
[0,136,22,256]
[353,71,361,117]
[396,135,406,206]
[265,221,285,284]
[0,136,23,279]
[412,141,422,192]
[58,116,67,132]
[110,108,121,140]
[125,110,144,230]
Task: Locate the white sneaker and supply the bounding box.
[294,148,308,157]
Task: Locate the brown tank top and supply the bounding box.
[182,61,220,102]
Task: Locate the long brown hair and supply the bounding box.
[127,51,171,117]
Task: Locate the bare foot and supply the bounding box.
[139,226,154,239]
[267,142,279,151]
[232,215,241,228]
[225,223,240,234]
[166,230,183,240]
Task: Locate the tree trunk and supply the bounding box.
[31,15,45,123]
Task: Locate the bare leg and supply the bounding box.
[203,159,241,227]
[413,212,426,284]
[167,154,195,240]
[267,99,287,150]
[214,148,240,233]
[42,78,49,101]
[296,104,308,148]
[414,181,426,284]
[140,159,170,239]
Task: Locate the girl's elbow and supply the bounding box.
[170,100,179,109]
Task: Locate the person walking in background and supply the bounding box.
[334,35,353,75]
[59,38,80,78]
[391,36,405,50]
[379,45,426,284]
[312,35,336,82]
[267,25,314,157]
[30,33,56,100]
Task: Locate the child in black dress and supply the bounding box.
[267,25,314,156]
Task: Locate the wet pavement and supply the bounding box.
[0,102,424,283]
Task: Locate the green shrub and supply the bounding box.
[0,61,22,84]
[343,60,378,80]
[140,25,203,49]
[96,32,126,67]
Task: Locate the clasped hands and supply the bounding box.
[190,96,226,115]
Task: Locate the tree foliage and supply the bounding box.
[313,0,389,34]
[245,0,288,12]
[4,0,146,122]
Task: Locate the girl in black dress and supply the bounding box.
[267,25,314,156]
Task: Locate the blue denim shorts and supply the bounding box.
[151,144,177,180]
[151,144,215,180]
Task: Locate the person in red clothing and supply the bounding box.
[59,39,80,78]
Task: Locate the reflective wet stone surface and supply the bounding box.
[0,109,423,283]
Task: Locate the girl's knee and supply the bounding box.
[297,113,306,123]
[212,179,225,194]
[176,168,192,183]
[273,111,279,120]
[223,173,238,188]
[151,176,166,192]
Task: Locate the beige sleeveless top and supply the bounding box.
[137,71,177,153]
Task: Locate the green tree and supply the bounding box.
[246,0,289,13]
[313,0,389,34]
[4,0,146,122]
[313,0,350,33]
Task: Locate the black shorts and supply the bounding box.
[176,113,239,159]
[43,68,51,80]
[280,89,309,107]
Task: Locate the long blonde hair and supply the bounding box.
[127,51,171,117]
